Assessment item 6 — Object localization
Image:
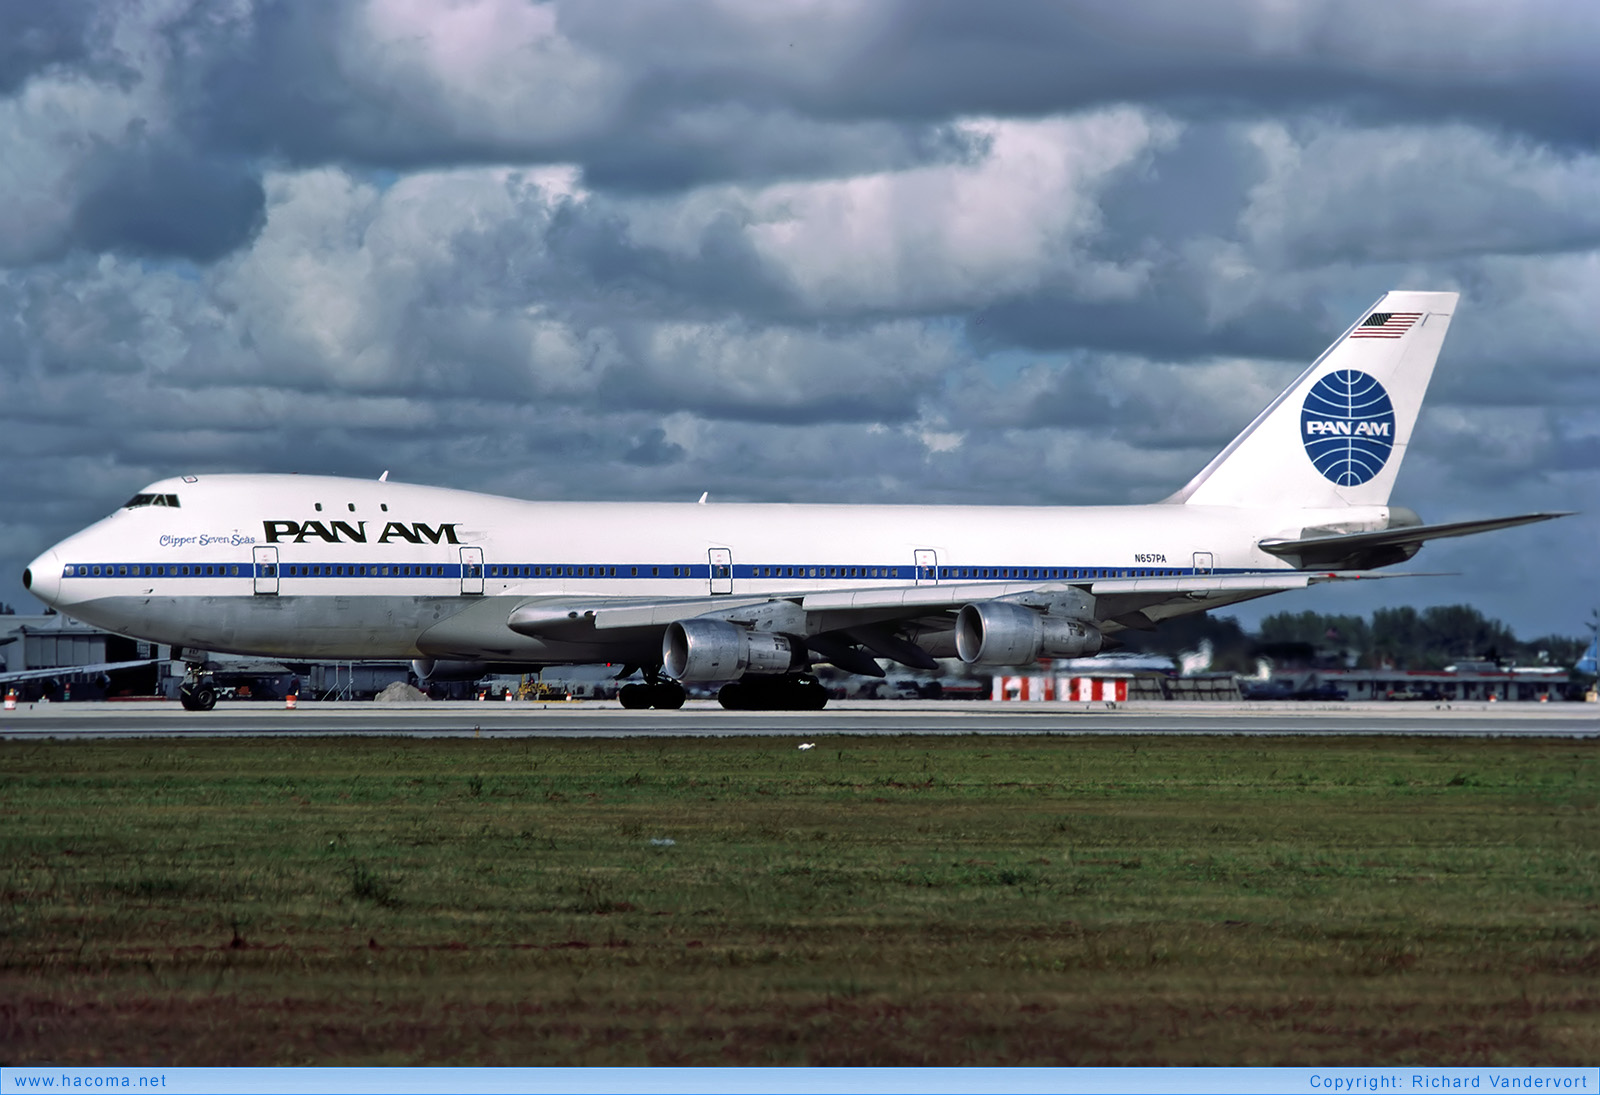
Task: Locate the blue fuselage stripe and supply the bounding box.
[61,561,1227,582]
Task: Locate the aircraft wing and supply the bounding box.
[486,570,1428,676]
[573,569,1410,633]
[812,569,1428,634]
[800,569,1388,612]
[0,659,160,684]
[1258,512,1571,569]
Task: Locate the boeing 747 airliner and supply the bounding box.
[20,291,1567,709]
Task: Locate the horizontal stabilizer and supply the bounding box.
[1259,512,1571,569]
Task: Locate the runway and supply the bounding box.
[1,698,1593,738]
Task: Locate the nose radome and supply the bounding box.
[24,548,61,608]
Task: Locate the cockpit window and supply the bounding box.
[123,493,181,509]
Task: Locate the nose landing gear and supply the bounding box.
[177,660,217,711]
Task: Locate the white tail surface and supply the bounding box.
[1169,290,1458,509]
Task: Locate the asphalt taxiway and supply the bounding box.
[1,699,1593,738]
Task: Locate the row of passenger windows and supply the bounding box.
[67,562,1194,580]
[65,563,460,579]
[68,563,237,577]
[493,565,627,578]
[281,564,451,578]
[484,565,1193,580]
[487,565,1189,580]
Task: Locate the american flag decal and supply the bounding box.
[1349,311,1422,339]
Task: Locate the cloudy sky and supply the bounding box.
[0,0,1595,640]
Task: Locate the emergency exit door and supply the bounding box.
[1193,552,1214,575]
[914,548,938,585]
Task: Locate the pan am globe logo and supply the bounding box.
[1301,370,1396,486]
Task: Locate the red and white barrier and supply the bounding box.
[992,675,1055,701]
[1065,677,1128,702]
[992,675,1128,702]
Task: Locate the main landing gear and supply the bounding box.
[177,661,217,711]
[616,670,830,711]
[617,667,686,710]
[717,674,828,711]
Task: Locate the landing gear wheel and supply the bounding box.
[178,660,216,712]
[179,683,217,711]
[792,676,828,711]
[649,683,685,710]
[619,681,686,709]
[717,675,827,711]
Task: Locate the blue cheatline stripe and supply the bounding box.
[63,561,1231,582]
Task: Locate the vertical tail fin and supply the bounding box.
[1168,290,1458,508]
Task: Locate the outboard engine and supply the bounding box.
[955,601,1102,666]
[663,619,806,681]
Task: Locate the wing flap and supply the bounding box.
[583,596,787,632]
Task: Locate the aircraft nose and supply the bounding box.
[23,548,61,609]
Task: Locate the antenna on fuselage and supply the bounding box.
[697,492,709,504]
[379,470,390,482]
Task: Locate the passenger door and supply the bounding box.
[914,548,938,585]
[459,547,484,595]
[253,546,279,596]
[709,548,733,595]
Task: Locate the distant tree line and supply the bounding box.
[1119,604,1590,674]
[1257,605,1586,670]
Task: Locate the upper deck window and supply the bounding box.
[123,493,180,509]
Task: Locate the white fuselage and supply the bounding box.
[24,473,1390,664]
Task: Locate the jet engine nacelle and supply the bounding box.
[411,658,489,682]
[955,601,1102,666]
[663,619,806,682]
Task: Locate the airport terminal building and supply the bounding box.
[1308,664,1572,703]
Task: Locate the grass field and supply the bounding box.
[1,733,1595,1065]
